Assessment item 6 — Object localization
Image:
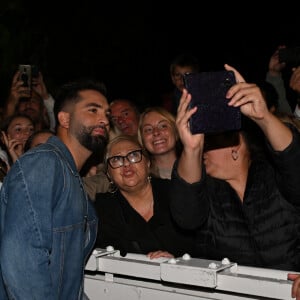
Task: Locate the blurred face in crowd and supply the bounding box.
[7,115,35,145]
[171,65,195,91]
[110,100,139,136]
[17,91,45,123]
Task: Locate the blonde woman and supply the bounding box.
[138,107,182,179]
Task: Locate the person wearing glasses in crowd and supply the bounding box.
[93,134,197,259]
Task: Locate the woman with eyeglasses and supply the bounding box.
[93,134,197,259]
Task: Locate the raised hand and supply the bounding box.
[176,88,203,150]
[225,64,270,122]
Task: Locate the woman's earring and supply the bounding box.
[147,175,152,183]
[231,150,238,161]
[106,173,117,194]
[108,180,118,193]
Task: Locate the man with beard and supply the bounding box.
[0,79,110,299]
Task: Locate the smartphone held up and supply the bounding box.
[18,64,39,98]
[19,64,32,84]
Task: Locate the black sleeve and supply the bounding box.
[169,160,209,230]
[268,125,300,208]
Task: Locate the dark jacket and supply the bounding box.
[94,177,197,257]
[170,128,300,271]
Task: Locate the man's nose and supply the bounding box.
[116,116,126,124]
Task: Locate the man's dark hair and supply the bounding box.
[170,53,200,75]
[54,78,107,127]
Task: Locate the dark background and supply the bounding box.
[0,1,299,110]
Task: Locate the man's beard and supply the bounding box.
[76,124,109,153]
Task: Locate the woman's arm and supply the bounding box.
[226,64,293,151]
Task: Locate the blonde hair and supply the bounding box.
[138,106,179,144]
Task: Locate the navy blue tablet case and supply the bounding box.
[184,71,241,134]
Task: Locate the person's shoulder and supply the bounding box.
[22,139,60,160]
[24,135,60,153]
[16,137,67,173]
[27,136,74,164]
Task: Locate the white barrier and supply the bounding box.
[84,248,294,300]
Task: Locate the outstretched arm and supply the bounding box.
[225,64,293,151]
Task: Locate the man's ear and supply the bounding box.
[57,111,70,129]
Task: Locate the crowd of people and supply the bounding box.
[1,49,300,299]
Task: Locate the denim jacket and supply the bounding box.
[0,136,98,299]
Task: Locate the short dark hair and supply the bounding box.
[54,78,107,127]
[110,98,140,116]
[170,53,199,75]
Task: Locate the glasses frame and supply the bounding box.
[107,149,143,169]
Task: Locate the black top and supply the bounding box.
[94,177,197,257]
[170,126,300,271]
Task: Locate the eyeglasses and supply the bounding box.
[142,121,171,135]
[107,149,143,169]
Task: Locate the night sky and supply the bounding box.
[1,2,299,109]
